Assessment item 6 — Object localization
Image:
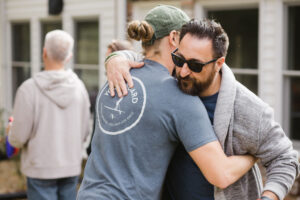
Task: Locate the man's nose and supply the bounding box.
[180,63,191,78]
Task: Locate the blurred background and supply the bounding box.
[0,0,299,199]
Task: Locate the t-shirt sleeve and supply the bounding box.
[174,96,217,152]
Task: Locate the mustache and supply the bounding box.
[177,75,192,81]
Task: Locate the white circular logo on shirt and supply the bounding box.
[96,77,146,135]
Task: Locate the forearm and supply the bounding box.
[262,150,299,200]
[117,50,143,61]
[82,109,91,142]
[9,117,32,148]
[9,89,33,148]
[221,155,257,186]
[105,50,141,69]
[8,127,26,148]
[257,107,299,200]
[189,141,256,189]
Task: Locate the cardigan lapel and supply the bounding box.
[213,64,237,148]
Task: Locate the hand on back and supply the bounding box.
[106,56,144,97]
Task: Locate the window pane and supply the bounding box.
[40,22,62,70]
[41,21,62,49]
[75,21,99,64]
[235,74,258,95]
[288,6,300,70]
[208,9,258,69]
[12,23,30,61]
[74,69,99,113]
[290,78,300,140]
[12,67,31,101]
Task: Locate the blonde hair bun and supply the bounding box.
[127,20,154,42]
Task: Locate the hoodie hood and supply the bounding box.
[33,69,81,108]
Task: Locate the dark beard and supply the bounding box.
[176,69,216,96]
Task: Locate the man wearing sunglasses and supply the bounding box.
[105,18,299,200]
[172,48,219,73]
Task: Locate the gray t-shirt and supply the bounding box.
[77,59,217,200]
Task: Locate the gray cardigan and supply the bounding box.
[116,50,299,200]
[214,64,299,200]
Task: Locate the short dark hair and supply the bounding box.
[180,19,229,59]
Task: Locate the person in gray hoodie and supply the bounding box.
[8,30,91,200]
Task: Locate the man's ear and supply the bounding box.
[216,57,225,72]
[43,48,47,59]
[64,53,73,64]
[169,30,180,48]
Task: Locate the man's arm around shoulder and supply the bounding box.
[189,141,257,189]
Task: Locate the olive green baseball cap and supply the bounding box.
[144,5,190,44]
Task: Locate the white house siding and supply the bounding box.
[0,0,4,114]
[258,0,284,124]
[62,0,122,87]
[0,0,126,116]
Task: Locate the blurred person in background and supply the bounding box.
[86,39,133,156]
[105,39,133,57]
[8,30,91,200]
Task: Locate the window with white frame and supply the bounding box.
[11,23,31,100]
[75,20,99,113]
[41,21,62,46]
[207,9,259,94]
[284,5,300,140]
[41,21,62,70]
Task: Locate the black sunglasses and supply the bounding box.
[171,48,218,73]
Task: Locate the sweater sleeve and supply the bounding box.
[9,86,34,148]
[256,106,299,200]
[116,50,144,61]
[81,82,91,143]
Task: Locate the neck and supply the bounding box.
[149,56,174,74]
[145,50,174,75]
[44,60,64,71]
[199,72,222,97]
[144,37,175,75]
